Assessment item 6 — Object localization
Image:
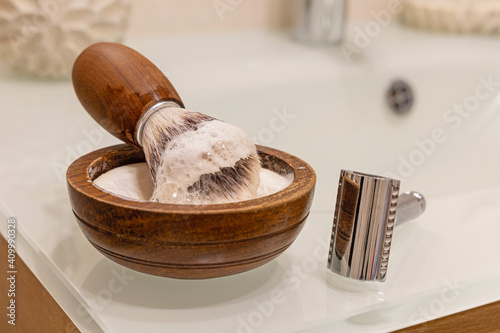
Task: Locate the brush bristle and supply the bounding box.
[141,107,261,204]
[152,153,261,204]
[142,108,214,181]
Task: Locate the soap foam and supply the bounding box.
[93,163,154,202]
[148,116,261,204]
[256,168,294,198]
[93,163,292,203]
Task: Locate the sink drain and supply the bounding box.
[386,80,414,115]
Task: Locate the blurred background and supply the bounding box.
[125,0,384,36]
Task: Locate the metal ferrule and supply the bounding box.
[135,100,181,147]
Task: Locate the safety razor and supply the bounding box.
[327,170,426,282]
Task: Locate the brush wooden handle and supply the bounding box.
[72,42,184,147]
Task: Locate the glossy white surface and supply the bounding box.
[1,23,500,332]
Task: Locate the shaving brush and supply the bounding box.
[72,42,261,204]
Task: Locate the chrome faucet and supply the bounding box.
[292,0,347,45]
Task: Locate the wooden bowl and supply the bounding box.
[66,144,316,279]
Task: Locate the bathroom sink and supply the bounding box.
[1,22,500,332]
[132,26,500,213]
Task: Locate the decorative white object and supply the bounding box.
[0,0,130,79]
[401,0,500,34]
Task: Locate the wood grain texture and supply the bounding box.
[396,301,500,333]
[72,42,184,146]
[66,144,316,279]
[0,235,80,333]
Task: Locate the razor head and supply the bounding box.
[328,170,400,282]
